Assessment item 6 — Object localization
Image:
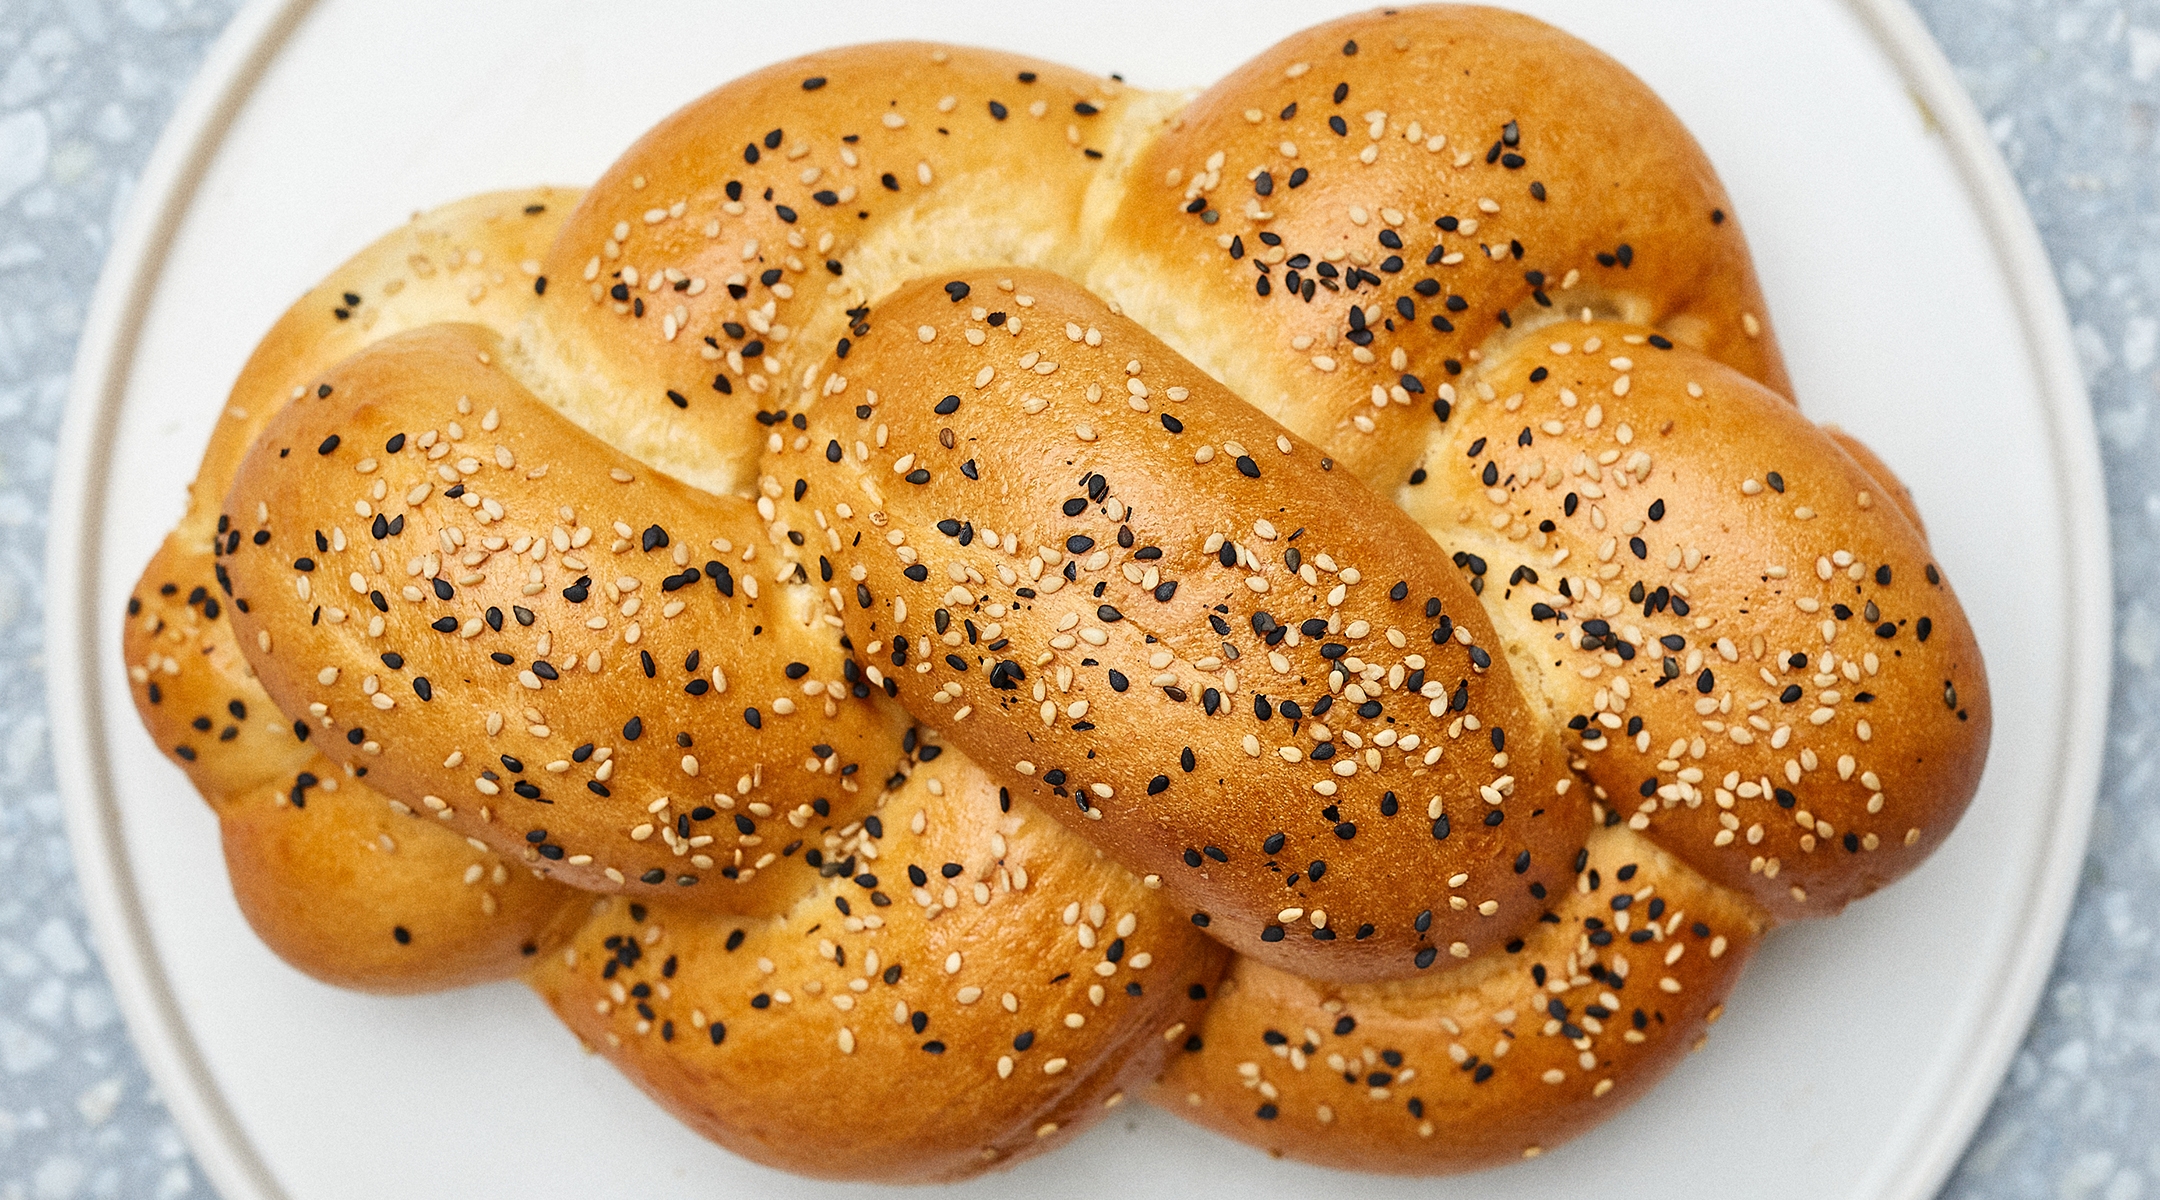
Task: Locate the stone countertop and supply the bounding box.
[0,1,2151,1197]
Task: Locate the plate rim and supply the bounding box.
[49,3,318,1198]
[44,3,2109,1199]
[1832,3,2110,1193]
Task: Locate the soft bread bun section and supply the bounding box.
[520,42,1170,500]
[219,323,910,911]
[1088,5,1789,489]
[530,748,1225,1182]
[124,191,586,989]
[131,535,575,992]
[1394,320,1989,920]
[776,268,1585,983]
[1157,826,1764,1172]
[217,757,576,993]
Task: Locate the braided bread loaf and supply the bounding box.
[122,5,1989,1180]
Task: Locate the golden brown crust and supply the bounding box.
[126,535,312,802]
[131,189,578,802]
[1089,5,1788,489]
[523,43,1152,498]
[1395,323,1989,920]
[122,190,588,993]
[774,269,1583,981]
[1153,827,1763,1171]
[184,190,579,551]
[528,749,1225,1181]
[219,323,909,909]
[120,6,1992,1182]
[219,756,574,993]
[128,534,574,992]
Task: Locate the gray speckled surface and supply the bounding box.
[1924,5,2160,1197]
[0,1,2151,1195]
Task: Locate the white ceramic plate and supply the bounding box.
[49,2,2106,1198]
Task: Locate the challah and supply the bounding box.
[122,4,1990,1180]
